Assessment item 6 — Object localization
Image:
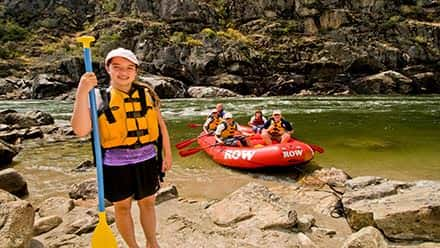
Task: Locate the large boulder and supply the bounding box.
[352,70,414,94]
[207,182,297,229]
[187,86,240,98]
[0,139,19,166]
[0,189,35,248]
[343,177,440,242]
[0,168,28,198]
[0,110,54,128]
[342,226,388,248]
[138,74,187,98]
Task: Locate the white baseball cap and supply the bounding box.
[273,110,281,115]
[105,47,139,66]
[224,112,233,119]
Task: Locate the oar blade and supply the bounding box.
[179,147,204,157]
[175,138,196,149]
[91,212,118,248]
[310,144,324,154]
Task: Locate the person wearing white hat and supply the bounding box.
[203,108,222,134]
[214,112,250,147]
[261,110,294,145]
[71,47,171,248]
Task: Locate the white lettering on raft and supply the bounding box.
[224,150,256,160]
[282,150,303,158]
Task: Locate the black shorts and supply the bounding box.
[103,157,161,202]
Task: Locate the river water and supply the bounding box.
[3,96,440,204]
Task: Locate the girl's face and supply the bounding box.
[106,57,137,92]
[255,112,262,118]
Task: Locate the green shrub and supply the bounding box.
[185,37,203,47]
[0,21,28,42]
[413,35,427,44]
[201,28,217,39]
[170,32,186,44]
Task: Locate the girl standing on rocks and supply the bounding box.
[71,47,172,248]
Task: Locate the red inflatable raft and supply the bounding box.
[196,131,315,169]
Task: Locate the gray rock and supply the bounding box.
[0,189,35,248]
[297,232,318,248]
[0,139,19,166]
[343,179,440,242]
[156,185,179,205]
[187,86,240,98]
[33,215,63,236]
[207,183,297,230]
[342,226,388,248]
[37,197,74,218]
[0,168,28,198]
[352,70,414,94]
[296,214,316,232]
[138,74,187,98]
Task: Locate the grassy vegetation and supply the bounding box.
[217,28,253,45]
[101,0,117,12]
[382,15,403,30]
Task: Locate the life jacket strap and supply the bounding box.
[127,129,149,137]
[99,88,116,124]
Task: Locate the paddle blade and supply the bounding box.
[187,123,202,128]
[175,138,197,149]
[310,144,324,154]
[91,212,118,248]
[179,147,204,157]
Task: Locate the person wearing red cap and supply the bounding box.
[71,47,171,248]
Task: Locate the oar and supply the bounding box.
[187,123,202,128]
[309,144,324,154]
[77,36,118,248]
[175,133,210,149]
[179,144,217,157]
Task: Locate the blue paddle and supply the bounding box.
[76,36,118,248]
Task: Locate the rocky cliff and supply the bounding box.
[0,0,439,99]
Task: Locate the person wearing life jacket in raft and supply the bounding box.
[203,109,222,134]
[215,112,250,147]
[71,48,171,248]
[261,110,293,145]
[215,103,225,118]
[248,109,267,134]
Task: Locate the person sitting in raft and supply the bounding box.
[215,112,250,147]
[203,109,222,134]
[248,109,267,133]
[261,110,293,145]
[215,103,225,118]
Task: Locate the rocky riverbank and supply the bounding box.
[2,166,440,248]
[1,0,439,100]
[0,109,439,248]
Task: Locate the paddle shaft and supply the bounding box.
[176,132,211,149]
[80,39,105,212]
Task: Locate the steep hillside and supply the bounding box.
[0,0,439,99]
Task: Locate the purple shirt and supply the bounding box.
[103,143,157,166]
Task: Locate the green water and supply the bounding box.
[3,96,440,203]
